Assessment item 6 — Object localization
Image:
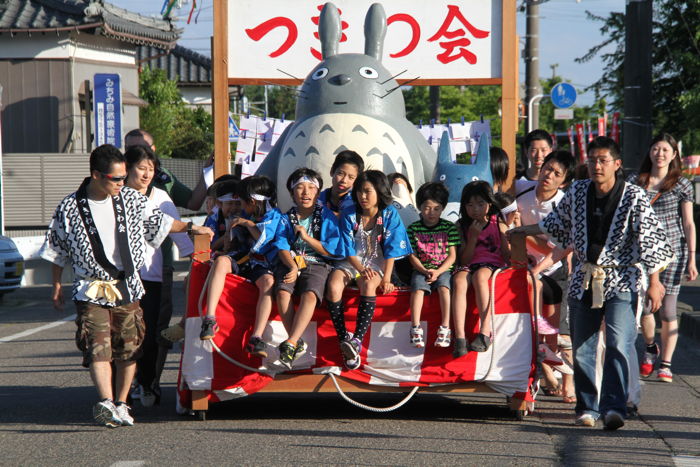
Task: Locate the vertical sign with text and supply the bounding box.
[93,73,122,148]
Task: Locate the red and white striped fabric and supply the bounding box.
[179,261,537,406]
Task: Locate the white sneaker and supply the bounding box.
[93,400,121,428]
[575,413,596,427]
[140,385,157,408]
[115,403,134,426]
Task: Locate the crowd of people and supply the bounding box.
[40,128,694,432]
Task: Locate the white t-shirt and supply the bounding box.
[88,197,122,270]
[514,176,538,197]
[517,187,564,275]
[140,187,194,282]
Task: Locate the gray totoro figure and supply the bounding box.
[256,2,437,210]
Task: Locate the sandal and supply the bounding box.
[434,326,451,348]
[409,326,424,348]
[542,385,562,397]
[562,395,577,404]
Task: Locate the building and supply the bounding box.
[0,0,180,153]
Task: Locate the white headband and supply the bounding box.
[292,176,320,189]
[251,193,272,211]
[500,200,518,215]
[217,193,239,202]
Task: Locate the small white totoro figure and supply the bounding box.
[256,2,437,210]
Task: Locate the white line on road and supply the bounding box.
[110,462,146,467]
[0,314,76,343]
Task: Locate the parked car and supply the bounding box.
[0,235,24,296]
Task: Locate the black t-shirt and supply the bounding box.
[586,177,625,263]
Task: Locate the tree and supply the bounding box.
[577,1,700,153]
[403,85,503,146]
[242,85,297,119]
[138,66,213,159]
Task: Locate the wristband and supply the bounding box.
[186,221,194,235]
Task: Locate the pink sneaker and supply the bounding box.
[640,343,659,378]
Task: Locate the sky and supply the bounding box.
[119,0,624,107]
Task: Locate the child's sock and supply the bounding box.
[646,342,659,354]
[354,296,376,342]
[659,360,671,370]
[327,300,348,341]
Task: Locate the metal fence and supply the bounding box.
[2,153,219,235]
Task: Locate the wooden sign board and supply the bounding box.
[213,1,518,189]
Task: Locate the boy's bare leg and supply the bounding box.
[410,290,425,327]
[437,286,451,328]
[205,256,233,318]
[288,291,317,343]
[252,274,275,337]
[276,290,295,334]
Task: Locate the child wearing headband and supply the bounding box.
[204,179,242,253]
[273,168,344,369]
[494,192,521,229]
[200,176,283,360]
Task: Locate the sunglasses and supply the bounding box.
[101,173,128,183]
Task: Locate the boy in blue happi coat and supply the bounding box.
[273,168,344,369]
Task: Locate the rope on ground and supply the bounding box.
[327,373,420,412]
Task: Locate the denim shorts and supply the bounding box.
[410,270,452,294]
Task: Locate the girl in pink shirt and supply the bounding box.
[452,181,510,355]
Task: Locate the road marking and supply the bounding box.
[0,314,76,343]
[110,462,146,467]
[673,455,700,467]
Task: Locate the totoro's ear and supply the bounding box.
[364,3,387,60]
[319,3,342,59]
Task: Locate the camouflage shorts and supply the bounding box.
[74,301,145,368]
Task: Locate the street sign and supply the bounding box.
[551,82,577,109]
[229,113,240,142]
[93,73,122,148]
[554,108,574,120]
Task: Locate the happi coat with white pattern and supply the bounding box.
[539,179,674,309]
[40,183,173,306]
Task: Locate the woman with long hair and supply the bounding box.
[632,133,697,383]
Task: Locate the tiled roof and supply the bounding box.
[0,0,180,49]
[137,44,211,84]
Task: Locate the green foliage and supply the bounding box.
[138,66,213,159]
[403,85,503,146]
[577,1,700,153]
[242,85,297,118]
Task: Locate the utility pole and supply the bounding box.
[525,1,542,134]
[622,0,652,168]
[429,86,440,122]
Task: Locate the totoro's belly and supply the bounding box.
[276,113,414,210]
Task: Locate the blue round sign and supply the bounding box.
[550,82,577,109]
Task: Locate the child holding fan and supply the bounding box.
[452,181,510,356]
[325,170,412,370]
[200,176,283,362]
[273,169,344,369]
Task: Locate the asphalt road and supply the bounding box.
[1,278,699,467]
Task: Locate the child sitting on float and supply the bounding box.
[273,168,344,369]
[325,170,412,370]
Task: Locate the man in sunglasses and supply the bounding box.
[39,144,213,428]
[509,137,674,431]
